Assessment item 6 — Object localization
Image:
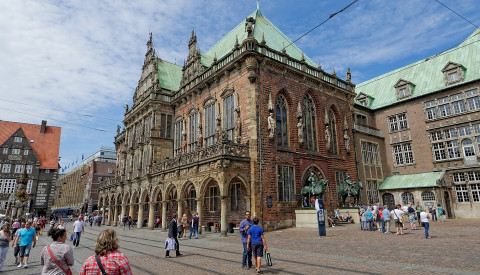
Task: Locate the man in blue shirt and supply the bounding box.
[247,217,268,274]
[382,205,392,233]
[239,211,254,269]
[13,221,36,268]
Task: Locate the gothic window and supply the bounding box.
[144,115,152,139]
[142,147,149,175]
[277,165,294,202]
[361,141,380,165]
[205,104,216,147]
[276,95,288,147]
[12,149,20,155]
[303,95,317,151]
[230,183,241,211]
[329,110,338,155]
[223,95,235,141]
[174,120,183,156]
[401,192,414,205]
[24,149,29,155]
[335,171,347,201]
[189,113,198,152]
[208,186,219,211]
[366,180,379,204]
[135,123,142,146]
[189,189,197,212]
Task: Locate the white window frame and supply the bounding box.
[14,137,22,142]
[2,179,16,193]
[2,164,11,173]
[26,179,33,194]
[433,142,446,161]
[11,149,20,155]
[455,184,470,203]
[462,139,475,157]
[471,183,480,202]
[223,95,235,141]
[14,165,23,173]
[421,191,436,201]
[2,148,7,154]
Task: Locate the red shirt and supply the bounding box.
[80,250,132,275]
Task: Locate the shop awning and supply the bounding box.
[379,171,444,190]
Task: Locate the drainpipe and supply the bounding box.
[257,59,263,227]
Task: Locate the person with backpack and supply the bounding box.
[127,216,132,230]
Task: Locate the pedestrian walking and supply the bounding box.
[89,216,94,227]
[12,219,20,235]
[247,217,268,274]
[189,212,199,239]
[122,216,127,230]
[382,205,392,233]
[165,213,182,258]
[80,229,132,275]
[13,221,37,268]
[12,222,25,265]
[57,220,65,230]
[420,209,432,239]
[391,204,405,235]
[431,204,438,222]
[72,216,85,249]
[437,204,446,221]
[181,214,188,239]
[0,224,12,272]
[127,216,132,230]
[407,203,417,230]
[360,207,366,231]
[239,211,254,270]
[41,227,74,274]
[414,202,422,226]
[49,219,56,229]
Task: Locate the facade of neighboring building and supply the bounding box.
[99,8,357,233]
[53,147,116,215]
[0,120,61,216]
[354,28,480,218]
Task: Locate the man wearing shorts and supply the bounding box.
[391,204,405,235]
[247,217,268,274]
[72,216,85,249]
[13,221,36,268]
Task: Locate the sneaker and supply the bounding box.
[17,263,23,268]
[257,270,264,274]
[242,267,248,270]
[23,264,28,268]
[426,236,431,239]
[396,232,400,235]
[165,255,171,258]
[400,232,404,235]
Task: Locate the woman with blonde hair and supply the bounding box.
[182,214,188,238]
[80,229,132,275]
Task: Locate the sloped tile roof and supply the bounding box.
[378,171,443,190]
[157,59,182,92]
[202,9,316,67]
[355,28,480,110]
[0,120,61,169]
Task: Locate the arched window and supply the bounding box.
[328,110,338,154]
[276,95,288,146]
[382,193,395,210]
[462,139,475,156]
[421,191,436,201]
[401,192,414,205]
[303,95,317,151]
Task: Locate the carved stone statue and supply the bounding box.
[344,129,351,151]
[197,124,203,148]
[346,68,352,82]
[245,17,256,37]
[325,125,331,150]
[117,125,121,135]
[297,119,304,144]
[125,104,129,113]
[267,112,275,138]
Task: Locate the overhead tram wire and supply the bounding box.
[433,0,479,29]
[0,106,116,134]
[284,0,359,50]
[0,98,121,122]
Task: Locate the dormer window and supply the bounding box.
[442,62,465,86]
[355,92,372,107]
[394,79,414,100]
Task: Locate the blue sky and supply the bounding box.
[0,0,479,172]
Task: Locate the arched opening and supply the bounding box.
[401,192,414,205]
[276,94,288,147]
[165,185,177,224]
[303,95,317,151]
[202,179,221,230]
[228,177,248,224]
[301,166,326,208]
[328,110,338,155]
[182,182,197,218]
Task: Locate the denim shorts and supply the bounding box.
[251,242,264,258]
[19,244,32,257]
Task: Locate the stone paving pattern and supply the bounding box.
[2,219,480,274]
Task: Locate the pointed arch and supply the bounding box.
[328,108,339,155]
[276,93,289,147]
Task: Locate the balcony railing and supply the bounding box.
[354,123,384,138]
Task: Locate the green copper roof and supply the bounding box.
[355,28,480,110]
[157,59,182,91]
[378,171,443,190]
[202,10,316,67]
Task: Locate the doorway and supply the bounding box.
[444,191,452,218]
[382,193,395,210]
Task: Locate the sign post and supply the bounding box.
[315,198,326,237]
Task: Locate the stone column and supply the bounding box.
[220,196,228,237]
[120,204,126,226]
[101,204,106,225]
[197,199,203,234]
[113,205,118,226]
[107,205,112,225]
[161,201,167,231]
[148,202,155,230]
[137,203,144,228]
[129,203,134,218]
[177,199,184,220]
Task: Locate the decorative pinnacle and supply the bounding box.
[213,52,217,63]
[332,66,336,76]
[317,59,322,70]
[301,52,305,62]
[282,42,286,54]
[261,32,266,45]
[257,0,260,10]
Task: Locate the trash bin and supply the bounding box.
[206,222,213,232]
[228,222,234,233]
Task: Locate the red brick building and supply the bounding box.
[99,9,357,232]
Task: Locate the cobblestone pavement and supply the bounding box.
[2,219,480,274]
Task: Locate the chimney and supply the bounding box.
[40,120,47,134]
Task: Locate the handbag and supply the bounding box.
[95,254,107,275]
[265,250,273,266]
[47,245,73,275]
[70,234,74,241]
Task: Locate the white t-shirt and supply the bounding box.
[420,212,429,223]
[391,209,404,220]
[73,220,84,232]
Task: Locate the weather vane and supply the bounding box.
[257,0,259,10]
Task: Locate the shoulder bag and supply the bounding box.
[95,254,108,275]
[46,245,73,275]
[393,210,403,223]
[265,250,273,266]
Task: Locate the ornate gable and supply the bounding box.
[442,61,465,86]
[180,30,206,88]
[394,79,414,100]
[133,33,160,105]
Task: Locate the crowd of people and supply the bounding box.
[358,202,446,238]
